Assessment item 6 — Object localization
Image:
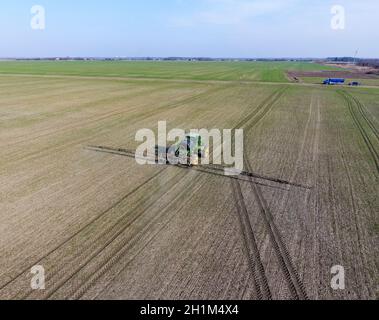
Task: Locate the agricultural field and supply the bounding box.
[0,60,340,82]
[0,62,378,300]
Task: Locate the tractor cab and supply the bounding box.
[171,133,208,166]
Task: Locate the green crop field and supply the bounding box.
[0,62,377,300]
[0,60,340,82]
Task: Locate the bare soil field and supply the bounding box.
[0,75,377,300]
[323,63,379,76]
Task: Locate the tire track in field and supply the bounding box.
[233,87,287,130]
[240,88,307,299]
[311,99,322,299]
[53,173,206,300]
[334,96,377,298]
[229,88,288,300]
[338,90,379,173]
[244,158,308,300]
[244,88,288,132]
[345,92,379,141]
[0,168,167,294]
[90,175,222,299]
[231,179,272,300]
[335,119,370,298]
[233,85,308,300]
[271,93,318,295]
[275,93,318,247]
[17,168,188,300]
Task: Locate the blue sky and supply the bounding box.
[0,0,378,58]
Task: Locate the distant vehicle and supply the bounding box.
[349,81,361,86]
[323,78,345,85]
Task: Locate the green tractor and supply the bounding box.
[168,133,209,166]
